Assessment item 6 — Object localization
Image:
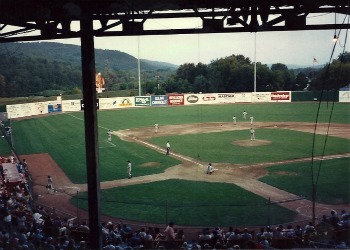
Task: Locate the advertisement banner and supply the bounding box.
[48,102,62,113]
[135,96,151,106]
[30,102,48,115]
[271,91,291,102]
[115,97,135,108]
[168,94,184,106]
[252,92,271,102]
[99,98,119,110]
[235,93,252,103]
[217,93,235,104]
[200,94,219,104]
[151,95,168,106]
[184,94,200,105]
[339,91,350,103]
[80,99,100,110]
[6,104,31,118]
[62,100,82,112]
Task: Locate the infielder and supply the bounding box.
[107,129,112,142]
[206,163,214,174]
[243,111,247,119]
[232,116,236,125]
[127,160,132,179]
[166,141,170,155]
[154,123,159,133]
[250,116,254,124]
[250,128,255,141]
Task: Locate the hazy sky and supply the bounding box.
[36,13,350,67]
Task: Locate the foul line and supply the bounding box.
[114,131,203,167]
[67,114,116,145]
[67,114,200,165]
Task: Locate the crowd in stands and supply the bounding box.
[0,153,349,249]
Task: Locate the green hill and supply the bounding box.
[0,42,177,97]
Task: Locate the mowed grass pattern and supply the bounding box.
[72,179,297,227]
[6,102,350,226]
[150,129,350,164]
[259,157,350,204]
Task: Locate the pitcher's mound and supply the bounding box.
[233,139,272,147]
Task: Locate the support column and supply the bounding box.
[80,11,102,249]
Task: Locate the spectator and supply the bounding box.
[153,227,164,241]
[329,210,340,227]
[225,226,234,239]
[77,221,90,232]
[273,227,283,240]
[259,235,270,249]
[255,227,265,242]
[284,224,296,238]
[227,229,241,241]
[164,222,175,241]
[263,226,273,241]
[175,229,185,241]
[241,228,253,240]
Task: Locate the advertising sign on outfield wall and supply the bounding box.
[339,91,350,102]
[251,92,271,102]
[168,94,184,106]
[271,91,291,102]
[99,98,118,110]
[135,96,151,106]
[80,99,100,110]
[151,95,168,106]
[115,97,135,108]
[62,100,82,112]
[6,102,48,118]
[200,94,219,104]
[184,94,200,105]
[217,93,235,104]
[235,92,252,103]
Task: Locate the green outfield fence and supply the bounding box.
[291,90,339,102]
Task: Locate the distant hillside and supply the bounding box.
[0,42,178,97]
[0,42,178,71]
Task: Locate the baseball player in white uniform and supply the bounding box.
[154,123,159,133]
[127,160,132,179]
[107,130,112,142]
[250,116,254,124]
[206,163,215,174]
[232,116,236,125]
[250,128,255,141]
[243,111,247,119]
[166,141,170,155]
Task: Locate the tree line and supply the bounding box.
[149,53,349,95]
[0,41,348,98]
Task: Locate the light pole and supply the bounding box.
[254,32,257,92]
[138,36,141,96]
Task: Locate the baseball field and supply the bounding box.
[4,102,350,227]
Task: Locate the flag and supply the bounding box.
[313,57,318,63]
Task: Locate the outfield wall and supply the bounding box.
[6,90,349,119]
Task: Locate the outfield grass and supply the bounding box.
[259,157,350,204]
[95,103,350,131]
[150,129,350,164]
[6,102,350,226]
[11,114,180,183]
[72,179,297,227]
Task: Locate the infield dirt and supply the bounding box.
[25,121,350,232]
